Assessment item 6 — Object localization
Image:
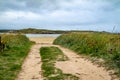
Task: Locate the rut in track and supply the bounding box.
[16,44,43,80]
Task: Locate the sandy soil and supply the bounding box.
[16,44,43,80]
[29,37,56,44]
[16,37,115,80]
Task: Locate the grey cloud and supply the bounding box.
[0,0,25,11]
[0,0,119,13]
[0,0,59,13]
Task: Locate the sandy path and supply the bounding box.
[16,37,114,80]
[16,44,43,80]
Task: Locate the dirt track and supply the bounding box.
[16,37,113,80]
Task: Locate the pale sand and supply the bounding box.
[16,37,116,80]
[29,37,56,44]
[16,44,43,80]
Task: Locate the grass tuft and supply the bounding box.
[40,47,79,80]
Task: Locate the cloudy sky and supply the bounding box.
[0,0,120,32]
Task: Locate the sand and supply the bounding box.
[29,37,56,44]
[16,37,116,80]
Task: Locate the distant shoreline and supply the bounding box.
[25,34,61,38]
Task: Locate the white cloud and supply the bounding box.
[2,11,41,20]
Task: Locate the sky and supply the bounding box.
[0,0,120,32]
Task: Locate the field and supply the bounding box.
[53,32,120,77]
[0,34,33,80]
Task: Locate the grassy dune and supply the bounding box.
[40,47,79,80]
[53,32,120,76]
[0,34,33,80]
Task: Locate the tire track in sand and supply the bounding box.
[16,44,43,80]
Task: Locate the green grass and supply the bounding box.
[53,32,120,77]
[0,34,33,80]
[40,47,79,80]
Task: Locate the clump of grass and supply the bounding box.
[40,47,79,80]
[53,32,120,77]
[0,34,33,80]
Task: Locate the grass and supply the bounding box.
[53,32,120,77]
[40,47,79,80]
[0,34,33,80]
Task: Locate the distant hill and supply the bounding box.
[0,28,68,34]
[15,28,68,34]
[0,28,114,34]
[0,29,15,33]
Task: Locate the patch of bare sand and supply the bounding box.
[29,37,56,44]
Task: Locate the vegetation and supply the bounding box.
[40,47,79,80]
[0,28,110,34]
[0,29,14,33]
[53,32,120,77]
[0,34,33,80]
[16,28,68,34]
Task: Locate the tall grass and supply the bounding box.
[0,34,33,80]
[53,32,120,76]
